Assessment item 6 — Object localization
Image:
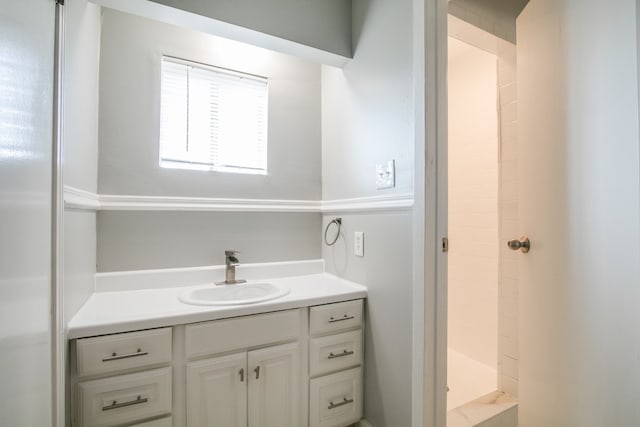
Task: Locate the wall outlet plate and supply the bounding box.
[376,160,395,189]
[354,231,364,257]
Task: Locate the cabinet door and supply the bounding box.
[248,342,300,427]
[187,353,247,427]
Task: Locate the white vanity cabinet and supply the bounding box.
[184,309,305,427]
[71,328,174,427]
[308,299,364,427]
[70,299,365,427]
[186,353,247,426]
[186,342,300,426]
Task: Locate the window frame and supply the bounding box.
[158,55,269,175]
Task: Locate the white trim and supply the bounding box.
[321,193,414,213]
[63,186,100,211]
[99,194,321,213]
[412,0,427,426]
[63,186,414,213]
[433,1,449,426]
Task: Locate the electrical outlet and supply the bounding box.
[376,160,395,189]
[354,232,364,257]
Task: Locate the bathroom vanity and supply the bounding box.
[68,269,366,427]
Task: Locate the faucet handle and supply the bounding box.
[225,250,240,257]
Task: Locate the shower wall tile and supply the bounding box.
[500,336,518,360]
[500,83,517,106]
[499,355,518,382]
[500,182,518,206]
[501,259,518,281]
[448,36,500,370]
[501,314,517,339]
[498,374,519,398]
[497,39,519,397]
[501,101,518,124]
[501,277,518,299]
[449,16,519,401]
[499,62,517,89]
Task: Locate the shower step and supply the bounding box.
[447,390,517,427]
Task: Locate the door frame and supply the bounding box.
[412,0,448,425]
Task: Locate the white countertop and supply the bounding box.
[67,272,367,339]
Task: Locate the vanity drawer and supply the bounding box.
[310,300,363,336]
[186,309,303,359]
[76,328,172,378]
[309,367,362,427]
[77,367,172,427]
[310,330,362,377]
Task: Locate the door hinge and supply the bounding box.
[442,237,449,253]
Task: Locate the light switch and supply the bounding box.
[354,232,364,257]
[376,160,395,189]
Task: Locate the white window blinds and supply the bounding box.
[159,57,268,174]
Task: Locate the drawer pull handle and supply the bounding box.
[328,350,355,359]
[239,368,245,382]
[328,315,355,323]
[102,395,148,411]
[328,397,354,410]
[102,349,148,362]
[254,366,260,380]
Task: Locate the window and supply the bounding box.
[159,56,268,174]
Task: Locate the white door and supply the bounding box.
[0,1,55,425]
[186,352,248,426]
[517,0,640,425]
[248,342,300,427]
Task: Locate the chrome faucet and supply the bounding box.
[217,250,246,285]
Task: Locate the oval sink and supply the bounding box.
[179,283,289,306]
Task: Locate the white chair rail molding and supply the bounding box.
[63,185,414,213]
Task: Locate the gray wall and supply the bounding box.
[321,2,413,200]
[63,0,101,322]
[64,211,97,323]
[98,9,322,200]
[97,211,321,272]
[322,213,413,426]
[149,0,352,58]
[321,0,415,425]
[96,9,324,273]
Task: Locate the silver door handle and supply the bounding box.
[507,236,530,253]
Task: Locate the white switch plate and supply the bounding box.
[354,232,364,257]
[376,160,395,189]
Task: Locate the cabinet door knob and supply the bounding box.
[239,368,244,382]
[254,366,260,380]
